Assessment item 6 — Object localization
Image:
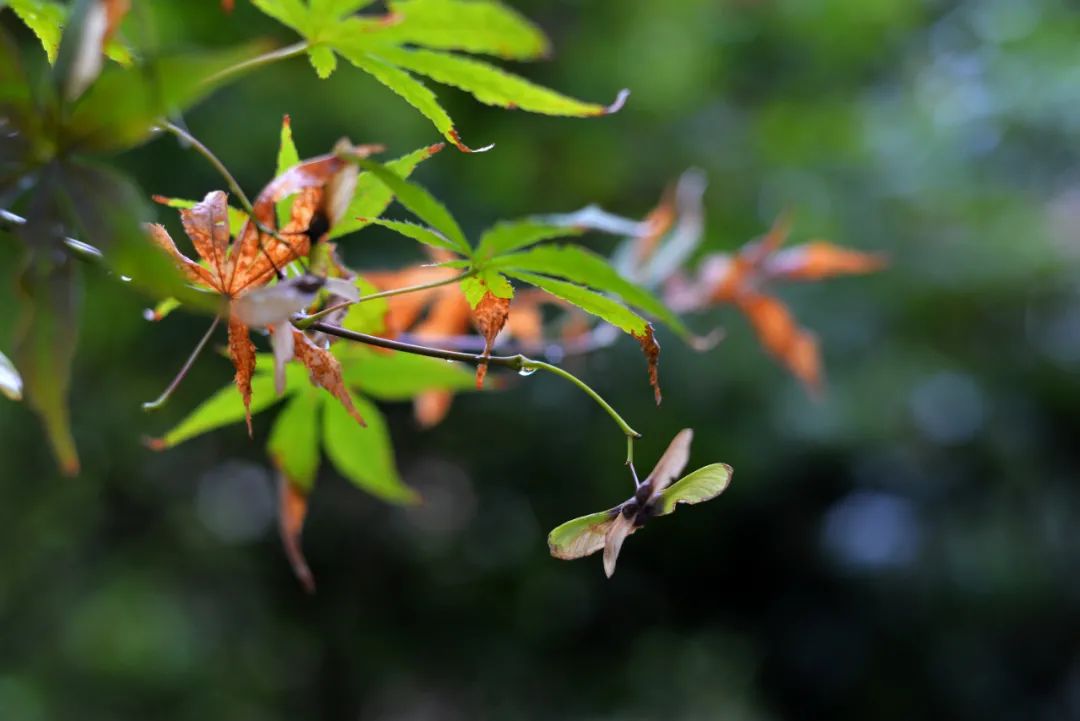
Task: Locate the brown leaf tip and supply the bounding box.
[282,114,291,129]
[448,128,495,154]
[633,324,662,406]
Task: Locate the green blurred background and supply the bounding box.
[3,0,1080,718]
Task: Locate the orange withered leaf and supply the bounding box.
[228,315,258,435]
[150,143,379,423]
[146,223,216,287]
[291,330,365,426]
[472,293,511,389]
[632,185,678,266]
[666,211,880,396]
[633,324,663,405]
[151,190,311,299]
[763,241,888,282]
[150,190,314,425]
[738,293,822,394]
[278,477,314,593]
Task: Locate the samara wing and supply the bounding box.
[653,463,733,516]
[602,512,637,578]
[548,509,618,560]
[643,428,694,495]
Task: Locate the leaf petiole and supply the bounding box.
[142,314,221,411]
[206,41,310,85]
[292,270,475,330]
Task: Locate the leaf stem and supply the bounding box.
[292,271,474,330]
[307,320,641,443]
[520,359,642,441]
[142,314,222,411]
[206,41,310,85]
[159,121,256,216]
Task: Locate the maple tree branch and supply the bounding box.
[142,314,222,411]
[292,270,475,330]
[394,324,621,359]
[308,320,641,443]
[207,41,310,85]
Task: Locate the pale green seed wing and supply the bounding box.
[602,512,636,578]
[654,463,733,517]
[548,509,616,560]
[644,428,694,494]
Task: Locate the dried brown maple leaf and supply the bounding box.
[291,329,364,425]
[149,151,375,431]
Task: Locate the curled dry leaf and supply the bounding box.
[633,324,662,405]
[232,275,327,396]
[278,476,315,593]
[291,331,365,426]
[227,315,257,436]
[472,292,510,388]
[150,189,313,426]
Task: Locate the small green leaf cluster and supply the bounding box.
[250,0,626,150]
